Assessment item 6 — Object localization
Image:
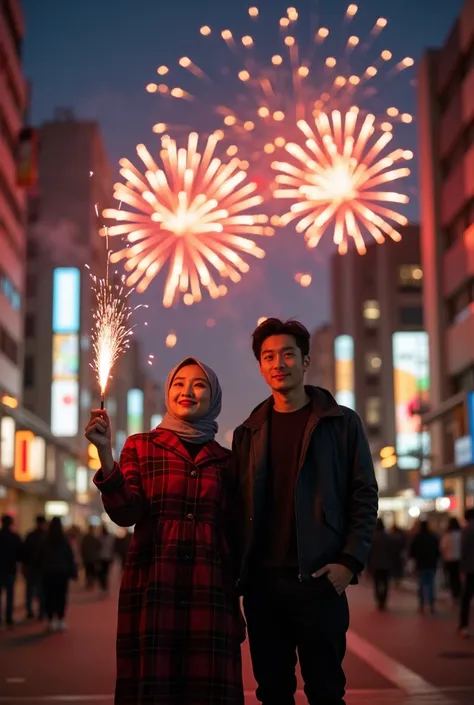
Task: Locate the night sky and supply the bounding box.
[23,0,464,444]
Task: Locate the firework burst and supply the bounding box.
[102,132,274,306]
[146,4,414,255]
[272,108,412,254]
[90,274,135,404]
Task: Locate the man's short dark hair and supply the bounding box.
[252,318,310,361]
[1,514,13,530]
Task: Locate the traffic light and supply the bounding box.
[380,446,397,468]
[88,443,101,471]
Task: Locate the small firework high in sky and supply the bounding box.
[102,133,274,306]
[146,3,414,255]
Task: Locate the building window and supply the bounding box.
[366,397,382,427]
[451,365,474,394]
[26,274,37,299]
[398,265,423,289]
[447,278,474,325]
[25,314,36,338]
[24,355,34,387]
[0,327,19,365]
[0,269,21,311]
[399,306,424,327]
[365,352,382,373]
[363,300,380,323]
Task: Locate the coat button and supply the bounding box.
[183,555,190,561]
[190,470,197,477]
[186,513,194,520]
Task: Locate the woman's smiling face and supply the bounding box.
[168,364,211,420]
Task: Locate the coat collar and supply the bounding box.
[149,428,230,465]
[241,385,344,430]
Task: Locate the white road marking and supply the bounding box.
[5,679,25,684]
[347,630,447,698]
[0,691,399,702]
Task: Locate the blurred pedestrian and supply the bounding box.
[36,516,77,632]
[410,519,439,614]
[97,524,115,594]
[114,528,132,570]
[86,357,244,705]
[0,514,23,628]
[368,518,393,610]
[440,517,462,603]
[459,508,474,638]
[390,523,407,586]
[23,515,47,620]
[80,525,100,590]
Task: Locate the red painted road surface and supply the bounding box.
[1,566,473,705]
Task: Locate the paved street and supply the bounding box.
[1,567,473,705]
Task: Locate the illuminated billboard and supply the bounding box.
[53,334,79,378]
[334,335,355,409]
[51,380,79,437]
[392,331,430,470]
[127,389,144,435]
[52,268,80,333]
[51,268,80,437]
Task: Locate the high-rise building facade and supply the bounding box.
[1,7,87,532]
[418,0,474,512]
[0,0,26,400]
[24,113,112,446]
[307,323,334,391]
[331,228,427,517]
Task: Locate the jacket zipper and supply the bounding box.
[296,419,320,582]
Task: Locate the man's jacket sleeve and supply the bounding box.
[341,412,378,570]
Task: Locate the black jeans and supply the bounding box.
[445,561,461,600]
[98,560,112,592]
[373,570,390,609]
[26,570,44,618]
[243,569,349,705]
[43,574,69,620]
[0,573,15,624]
[460,573,474,629]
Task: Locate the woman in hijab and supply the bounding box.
[85,358,243,705]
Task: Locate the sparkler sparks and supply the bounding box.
[102,132,274,306]
[90,274,136,403]
[272,109,411,254]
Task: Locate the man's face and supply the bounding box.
[259,334,309,392]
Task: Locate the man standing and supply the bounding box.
[23,515,47,620]
[232,318,378,705]
[460,508,474,638]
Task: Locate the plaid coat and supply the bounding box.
[94,429,244,705]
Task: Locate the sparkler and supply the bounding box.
[101,132,274,306]
[272,109,412,254]
[146,4,414,256]
[90,274,135,409]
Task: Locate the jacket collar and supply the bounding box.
[150,428,230,465]
[241,385,344,430]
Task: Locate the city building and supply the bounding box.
[0,4,88,533]
[0,0,27,404]
[418,0,474,514]
[22,112,164,523]
[306,323,334,391]
[331,227,429,523]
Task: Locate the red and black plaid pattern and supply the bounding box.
[94,429,244,705]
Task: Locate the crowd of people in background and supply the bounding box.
[0,513,131,632]
[367,508,474,638]
[2,508,474,637]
